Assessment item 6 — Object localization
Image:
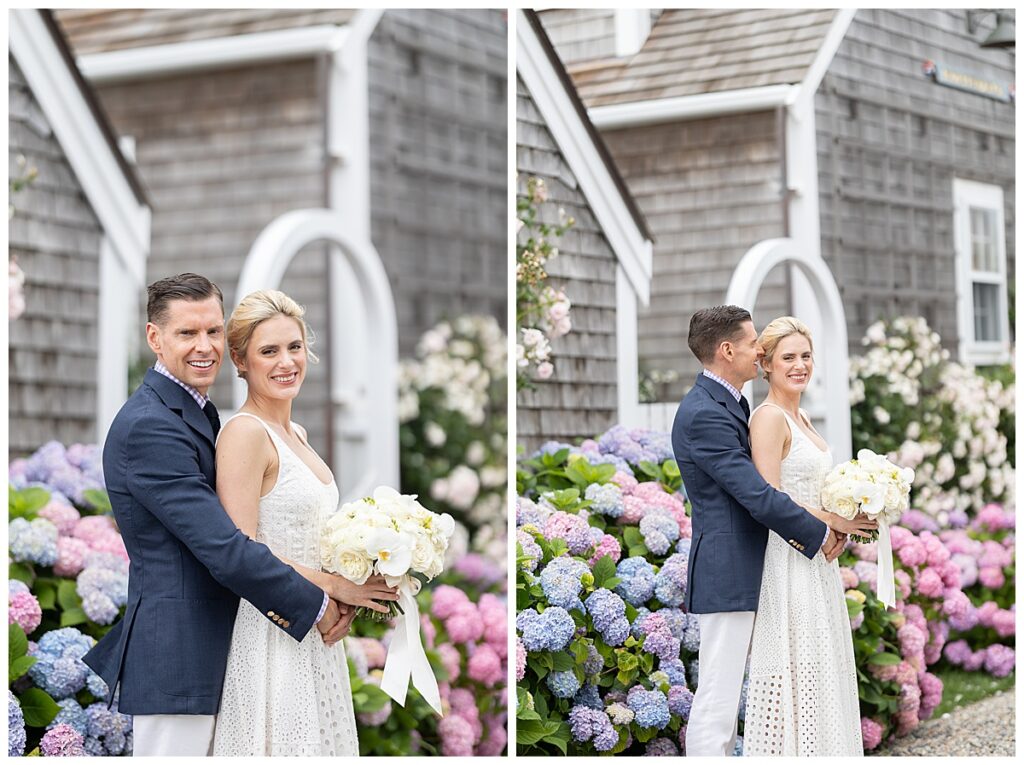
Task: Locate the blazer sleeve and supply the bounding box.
[124,411,324,640]
[688,402,826,558]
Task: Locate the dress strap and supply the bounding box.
[220,412,285,452]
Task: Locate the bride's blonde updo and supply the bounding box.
[757,316,813,381]
[227,289,319,378]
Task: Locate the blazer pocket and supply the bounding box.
[154,599,237,697]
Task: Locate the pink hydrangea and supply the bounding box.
[941,590,970,620]
[938,560,961,588]
[898,624,926,657]
[978,566,1005,589]
[467,644,503,687]
[983,644,1016,677]
[903,604,927,634]
[37,500,80,535]
[840,567,859,589]
[88,532,129,561]
[437,643,462,683]
[476,713,508,756]
[894,570,912,601]
[589,534,622,566]
[446,603,485,644]
[620,495,647,524]
[543,511,593,555]
[53,536,90,577]
[515,638,526,681]
[975,601,999,626]
[431,585,471,620]
[8,590,42,634]
[850,611,865,631]
[888,525,913,551]
[449,688,483,739]
[991,608,1015,638]
[894,661,917,686]
[421,612,436,649]
[920,532,950,567]
[611,471,639,493]
[860,717,883,750]
[915,567,944,598]
[868,661,899,682]
[479,594,507,656]
[918,672,943,719]
[359,637,387,669]
[895,708,919,736]
[851,541,878,562]
[897,538,927,568]
[72,515,116,545]
[963,649,986,671]
[438,714,476,756]
[39,723,85,756]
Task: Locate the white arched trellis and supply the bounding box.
[725,237,852,462]
[233,208,399,499]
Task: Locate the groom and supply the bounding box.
[84,274,358,756]
[672,305,845,756]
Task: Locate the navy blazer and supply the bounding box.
[83,369,325,715]
[672,374,827,613]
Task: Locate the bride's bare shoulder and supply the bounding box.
[749,403,790,439]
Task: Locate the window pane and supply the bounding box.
[973,283,1001,342]
[970,206,998,273]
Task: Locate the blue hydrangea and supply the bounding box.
[86,672,109,699]
[516,607,576,652]
[656,608,686,639]
[585,452,634,475]
[687,658,699,688]
[738,675,750,722]
[84,703,132,756]
[583,643,604,676]
[733,735,744,756]
[585,588,630,646]
[661,658,687,687]
[546,670,581,698]
[675,537,692,557]
[584,482,624,518]
[598,426,659,465]
[9,691,26,756]
[614,557,656,606]
[668,685,694,718]
[639,509,679,556]
[540,557,588,611]
[630,607,651,639]
[589,526,605,545]
[626,686,670,730]
[49,698,89,736]
[568,705,618,752]
[28,629,95,699]
[680,613,701,654]
[654,554,688,607]
[516,496,551,529]
[9,517,59,566]
[534,441,576,458]
[78,566,128,625]
[9,579,30,597]
[636,430,676,464]
[573,683,602,710]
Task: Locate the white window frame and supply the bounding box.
[952,178,1010,366]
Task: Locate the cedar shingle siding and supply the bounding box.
[517,75,619,453]
[816,8,1015,355]
[9,57,103,456]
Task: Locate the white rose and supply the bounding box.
[331,549,373,585]
[425,422,446,447]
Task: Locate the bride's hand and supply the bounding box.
[827,511,878,537]
[323,573,400,613]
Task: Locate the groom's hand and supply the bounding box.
[823,529,847,562]
[316,598,342,640]
[320,602,355,646]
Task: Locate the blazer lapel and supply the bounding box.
[143,369,216,447]
[694,374,749,430]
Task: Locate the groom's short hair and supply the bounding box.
[147,273,224,326]
[687,305,752,363]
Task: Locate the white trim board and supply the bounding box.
[10,9,149,288]
[78,25,348,83]
[589,84,796,129]
[517,10,653,304]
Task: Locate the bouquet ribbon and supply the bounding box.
[876,519,896,609]
[380,576,443,716]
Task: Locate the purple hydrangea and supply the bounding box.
[546,670,581,698]
[639,509,679,556]
[516,496,551,529]
[598,426,660,466]
[655,608,686,639]
[583,643,604,676]
[9,517,59,566]
[661,658,687,687]
[543,511,594,556]
[83,702,133,756]
[517,607,576,652]
[9,691,25,756]
[77,562,129,625]
[639,615,681,663]
[626,686,670,730]
[517,529,542,572]
[667,685,693,719]
[654,554,687,606]
[540,556,589,611]
[49,698,89,736]
[983,644,1015,678]
[645,737,678,755]
[679,613,701,654]
[568,705,618,752]
[40,723,86,756]
[585,588,630,646]
[615,557,656,606]
[585,482,624,518]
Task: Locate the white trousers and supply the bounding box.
[132,714,216,757]
[685,611,756,757]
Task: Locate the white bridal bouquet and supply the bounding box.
[321,486,455,715]
[821,449,915,608]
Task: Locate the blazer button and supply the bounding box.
[268,611,276,618]
[283,620,290,628]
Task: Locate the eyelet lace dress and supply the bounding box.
[744,404,862,756]
[212,413,358,756]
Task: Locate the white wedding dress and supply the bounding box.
[744,404,862,756]
[212,413,359,756]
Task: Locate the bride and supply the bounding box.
[743,317,873,756]
[210,289,398,755]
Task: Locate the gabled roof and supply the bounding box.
[545,8,838,108]
[55,9,356,55]
[518,10,653,304]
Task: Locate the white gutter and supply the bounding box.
[589,84,796,129]
[78,25,348,83]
